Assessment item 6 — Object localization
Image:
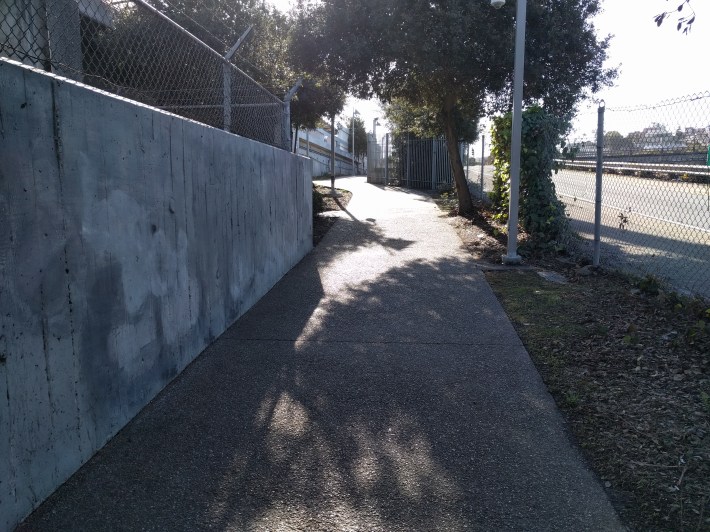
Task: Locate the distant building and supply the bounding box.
[638,123,685,151]
[294,123,365,176]
[684,126,710,150]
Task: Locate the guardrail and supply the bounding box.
[555,159,710,179]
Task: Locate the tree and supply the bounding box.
[292,0,615,215]
[603,131,634,156]
[144,0,294,93]
[346,116,368,163]
[383,98,479,142]
[654,0,696,34]
[290,79,346,151]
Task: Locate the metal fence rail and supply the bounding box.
[1,0,287,149]
[558,92,710,299]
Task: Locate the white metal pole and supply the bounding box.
[222,25,254,132]
[352,109,358,175]
[502,0,526,265]
[330,114,336,194]
[352,115,356,175]
[480,135,486,199]
[385,133,389,186]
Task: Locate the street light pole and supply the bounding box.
[495,0,526,265]
[352,108,360,176]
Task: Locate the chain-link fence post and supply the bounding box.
[46,0,81,79]
[222,25,253,132]
[593,102,605,267]
[385,133,389,186]
[2,1,287,149]
[283,79,302,152]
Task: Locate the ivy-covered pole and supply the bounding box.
[500,0,527,264]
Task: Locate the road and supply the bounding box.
[466,165,710,299]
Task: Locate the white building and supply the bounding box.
[293,123,365,177]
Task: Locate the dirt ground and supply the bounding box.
[312,185,353,246]
[446,197,710,532]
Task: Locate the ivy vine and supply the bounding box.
[490,106,569,251]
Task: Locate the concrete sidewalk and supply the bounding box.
[19,177,624,531]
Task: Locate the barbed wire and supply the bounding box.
[605,91,710,113]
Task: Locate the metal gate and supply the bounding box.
[367,135,467,190]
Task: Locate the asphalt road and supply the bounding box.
[553,169,710,232]
[467,165,710,299]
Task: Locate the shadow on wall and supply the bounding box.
[20,213,560,531]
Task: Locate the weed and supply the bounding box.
[638,275,661,296]
[563,391,580,408]
[701,392,710,414]
[687,320,707,343]
[594,324,610,337]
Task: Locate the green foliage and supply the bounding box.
[489,106,569,249]
[291,79,345,130]
[563,391,580,408]
[346,116,368,159]
[383,98,480,143]
[637,275,662,296]
[144,0,294,91]
[701,392,710,414]
[291,0,615,216]
[290,79,346,151]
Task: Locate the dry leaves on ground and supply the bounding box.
[444,199,710,532]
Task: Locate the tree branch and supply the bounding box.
[654,0,696,34]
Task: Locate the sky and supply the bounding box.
[267,0,710,149]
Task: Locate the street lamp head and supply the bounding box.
[354,109,360,116]
[490,0,505,9]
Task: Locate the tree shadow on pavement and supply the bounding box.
[20,235,618,530]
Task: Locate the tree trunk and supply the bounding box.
[442,102,474,215]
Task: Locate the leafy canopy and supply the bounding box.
[292,0,615,214]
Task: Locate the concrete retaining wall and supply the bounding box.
[0,59,312,530]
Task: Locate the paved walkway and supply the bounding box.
[20,177,624,531]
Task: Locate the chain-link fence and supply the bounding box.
[556,93,710,299]
[1,0,287,149]
[367,134,469,190]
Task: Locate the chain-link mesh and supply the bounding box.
[557,93,710,299]
[1,0,287,149]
